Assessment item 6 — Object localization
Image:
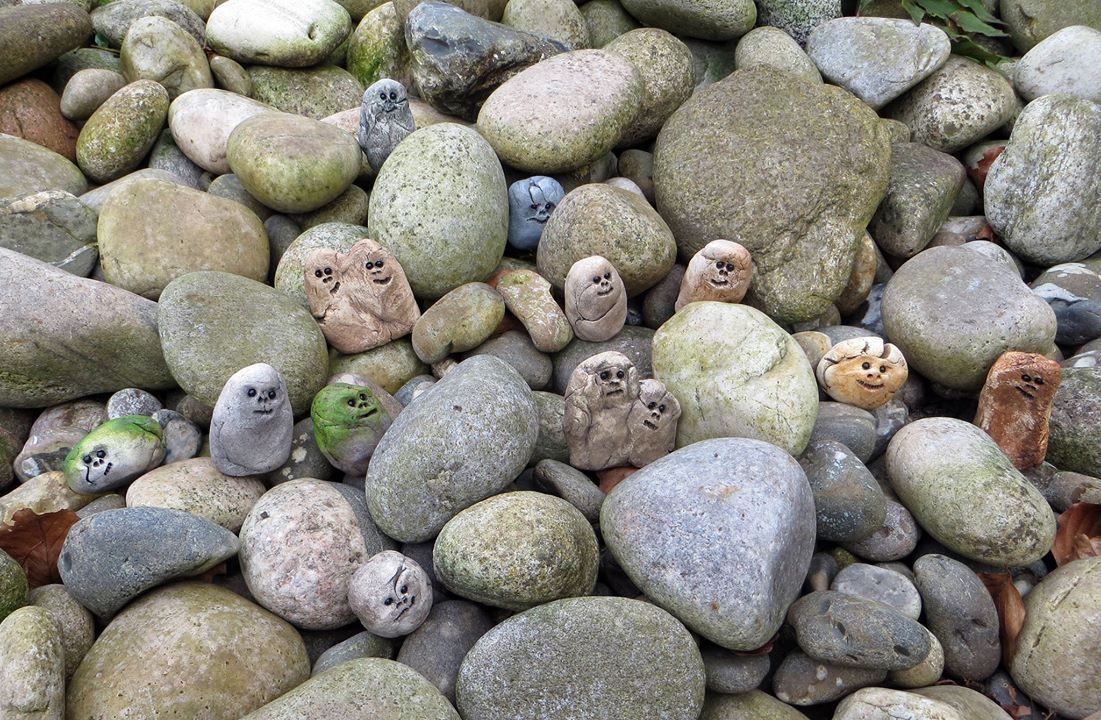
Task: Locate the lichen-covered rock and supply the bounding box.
[0,606,65,720]
[75,79,169,183]
[1000,0,1101,52]
[0,4,92,86]
[120,16,213,99]
[247,64,364,119]
[617,0,754,41]
[125,457,266,532]
[1047,367,1101,477]
[0,550,26,624]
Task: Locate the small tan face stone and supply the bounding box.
[564,255,627,343]
[675,239,753,312]
[974,351,1061,470]
[816,337,908,410]
[626,378,681,468]
[563,351,639,470]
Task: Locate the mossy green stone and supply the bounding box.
[75,79,169,183]
[228,112,361,214]
[63,414,165,493]
[886,418,1056,566]
[434,491,598,610]
[0,4,92,86]
[368,123,508,300]
[1048,367,1101,476]
[456,596,705,720]
[0,606,65,718]
[411,283,506,364]
[0,550,27,623]
[347,2,411,87]
[501,0,590,49]
[652,302,819,455]
[0,134,87,200]
[247,64,364,120]
[311,383,391,466]
[605,28,694,146]
[158,271,329,415]
[654,65,891,323]
[1001,0,1101,51]
[244,657,460,719]
[120,15,213,99]
[580,0,640,48]
[329,339,429,394]
[66,582,310,720]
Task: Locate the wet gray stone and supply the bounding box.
[809,402,877,463]
[799,439,886,544]
[395,600,495,702]
[831,563,921,620]
[151,409,202,464]
[0,190,99,277]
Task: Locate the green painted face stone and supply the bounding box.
[311,383,393,475]
[63,415,166,494]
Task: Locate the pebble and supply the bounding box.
[1014,25,1101,103]
[0,79,80,163]
[700,644,770,694]
[247,64,364,119]
[167,88,274,175]
[911,685,1018,720]
[60,69,126,121]
[604,28,693,146]
[831,562,920,619]
[700,689,809,719]
[617,0,755,41]
[75,79,170,184]
[90,0,206,47]
[206,0,352,68]
[1047,366,1101,475]
[841,499,921,563]
[809,402,878,463]
[1001,0,1101,52]
[150,408,202,463]
[869,142,965,258]
[799,439,887,544]
[757,0,839,45]
[0,4,92,86]
[395,600,494,701]
[120,16,213,99]
[580,0,640,47]
[833,687,963,720]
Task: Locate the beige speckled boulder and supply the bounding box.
[0,606,65,719]
[126,457,265,532]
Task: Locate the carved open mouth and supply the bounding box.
[857,380,883,390]
[597,287,613,296]
[84,462,112,483]
[254,409,273,415]
[709,278,729,286]
[372,277,392,286]
[1016,386,1035,400]
[394,595,415,619]
[358,407,379,419]
[329,281,341,295]
[604,387,623,396]
[529,216,548,224]
[643,420,658,430]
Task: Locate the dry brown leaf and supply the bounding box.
[979,571,1026,668]
[1053,502,1101,566]
[0,508,80,587]
[597,467,636,494]
[968,144,1006,195]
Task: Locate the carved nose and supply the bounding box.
[719,268,728,276]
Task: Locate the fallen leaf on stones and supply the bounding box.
[597,466,636,494]
[979,571,1025,668]
[0,508,80,587]
[1052,502,1101,566]
[968,144,1005,195]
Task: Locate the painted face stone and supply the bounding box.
[507,176,566,252]
[675,239,753,311]
[304,238,420,354]
[816,337,908,410]
[209,363,294,477]
[564,255,628,343]
[63,415,166,494]
[974,351,1061,470]
[626,378,681,468]
[357,78,416,173]
[563,351,640,470]
[311,382,394,475]
[347,550,432,638]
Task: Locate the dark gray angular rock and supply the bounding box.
[57,507,239,619]
[395,600,494,702]
[799,438,887,544]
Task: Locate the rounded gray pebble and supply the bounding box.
[831,563,921,620]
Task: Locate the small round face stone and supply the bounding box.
[209,363,294,476]
[564,255,627,342]
[675,239,753,311]
[816,336,908,410]
[63,415,166,494]
[310,382,394,474]
[348,550,432,638]
[357,78,416,173]
[507,175,566,252]
[625,378,681,468]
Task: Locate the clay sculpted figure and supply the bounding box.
[63,415,166,494]
[357,78,416,173]
[816,337,908,411]
[311,382,394,475]
[974,351,1062,470]
[626,378,681,468]
[507,176,566,252]
[209,363,294,476]
[675,240,753,311]
[304,238,420,354]
[347,550,432,638]
[563,351,639,470]
[564,255,627,343]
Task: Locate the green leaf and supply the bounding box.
[951,35,1009,67]
[954,0,1002,24]
[953,10,1010,37]
[915,0,961,19]
[93,31,110,49]
[901,0,926,24]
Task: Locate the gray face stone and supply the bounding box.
[507,175,565,252]
[564,255,628,343]
[357,78,416,173]
[348,551,433,638]
[563,351,639,470]
[625,377,680,467]
[209,363,294,476]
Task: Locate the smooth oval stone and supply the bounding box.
[395,600,494,702]
[242,657,459,719]
[0,550,26,623]
[240,478,395,629]
[831,563,920,619]
[62,68,126,121]
[651,302,819,455]
[602,438,815,650]
[412,283,506,364]
[228,112,361,214]
[27,584,95,679]
[0,78,80,163]
[247,64,364,120]
[787,591,929,671]
[477,49,643,173]
[700,690,809,720]
[773,650,885,705]
[456,596,705,720]
[882,246,1057,392]
[330,338,429,395]
[805,18,950,110]
[1047,367,1101,476]
[913,553,1000,682]
[346,2,409,90]
[90,0,205,46]
[1014,25,1101,103]
[61,415,165,494]
[604,28,693,145]
[733,26,821,83]
[654,66,890,323]
[120,15,213,99]
[617,0,753,41]
[887,418,1056,566]
[158,271,329,415]
[911,685,1017,720]
[799,439,887,544]
[206,0,352,68]
[1011,557,1101,717]
[312,630,394,675]
[125,457,265,531]
[700,645,770,695]
[0,4,92,86]
[365,355,538,542]
[536,183,676,297]
[502,0,589,48]
[0,251,175,408]
[1002,0,1101,52]
[58,506,238,619]
[0,606,65,719]
[368,123,506,300]
[465,330,552,389]
[434,491,598,610]
[885,56,1018,154]
[75,79,169,183]
[168,88,274,174]
[808,402,877,463]
[66,582,309,719]
[0,134,87,200]
[106,388,161,419]
[98,177,268,299]
[834,688,963,720]
[985,94,1101,265]
[842,499,920,563]
[580,0,640,47]
[311,381,397,475]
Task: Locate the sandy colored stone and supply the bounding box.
[125,457,265,532]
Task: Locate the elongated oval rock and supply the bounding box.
[617,0,755,41]
[168,88,274,174]
[0,134,87,200]
[886,417,1056,566]
[0,606,65,720]
[0,4,93,86]
[66,582,309,719]
[601,438,815,651]
[365,355,538,542]
[834,688,963,720]
[456,596,705,720]
[477,49,643,173]
[75,79,169,183]
[125,457,266,532]
[0,249,175,408]
[368,123,508,300]
[205,0,351,68]
[651,302,819,455]
[57,506,239,619]
[120,15,214,99]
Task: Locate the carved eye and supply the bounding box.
[379,91,387,100]
[376,260,384,268]
[545,203,555,211]
[603,272,611,280]
[400,585,407,593]
[599,371,610,380]
[861,362,870,370]
[390,91,397,101]
[359,394,367,401]
[82,455,92,464]
[268,389,277,399]
[531,203,539,210]
[324,267,332,275]
[247,388,257,397]
[616,370,624,379]
[366,261,374,269]
[659,404,666,412]
[383,597,393,605]
[716,261,725,268]
[347,399,356,407]
[592,276,600,283]
[647,402,657,410]
[879,366,886,373]
[1022,374,1031,382]
[314,269,323,278]
[96,450,106,458]
[1036,377,1044,385]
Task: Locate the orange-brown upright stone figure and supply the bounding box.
[974,351,1062,470]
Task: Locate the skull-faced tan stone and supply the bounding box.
[816,337,908,410]
[564,255,627,342]
[563,351,639,470]
[675,240,753,311]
